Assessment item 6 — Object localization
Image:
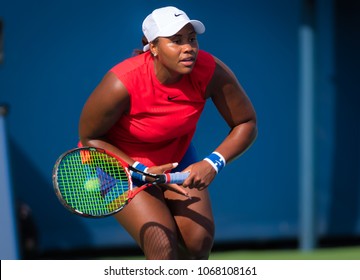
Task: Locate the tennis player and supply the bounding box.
[79,6,257,259]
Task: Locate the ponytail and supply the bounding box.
[133,35,149,56]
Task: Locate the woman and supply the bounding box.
[79,6,257,259]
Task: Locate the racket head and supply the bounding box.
[53,147,133,217]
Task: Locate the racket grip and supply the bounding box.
[165,172,189,184]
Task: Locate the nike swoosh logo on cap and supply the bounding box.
[174,13,182,17]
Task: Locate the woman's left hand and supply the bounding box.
[181,160,217,190]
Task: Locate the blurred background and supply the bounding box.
[0,0,359,259]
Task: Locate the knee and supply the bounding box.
[183,226,215,259]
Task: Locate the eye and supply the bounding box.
[189,37,197,43]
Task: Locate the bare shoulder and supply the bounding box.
[204,55,256,128]
[95,71,129,97]
[86,71,130,111]
[205,55,245,99]
[79,71,130,140]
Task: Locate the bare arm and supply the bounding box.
[182,56,257,189]
[207,56,257,163]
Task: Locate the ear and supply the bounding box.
[149,42,158,57]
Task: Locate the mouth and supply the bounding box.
[179,57,195,67]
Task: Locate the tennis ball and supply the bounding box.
[84,178,100,192]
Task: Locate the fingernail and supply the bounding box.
[183,192,191,199]
[172,162,179,167]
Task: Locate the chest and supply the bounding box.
[124,77,206,140]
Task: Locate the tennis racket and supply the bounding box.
[52,147,189,218]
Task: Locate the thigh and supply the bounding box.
[113,185,179,256]
[164,187,215,250]
[167,143,215,251]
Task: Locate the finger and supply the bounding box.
[163,183,191,199]
[159,162,179,173]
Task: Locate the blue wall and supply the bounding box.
[1,0,359,257]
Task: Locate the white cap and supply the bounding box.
[142,6,205,51]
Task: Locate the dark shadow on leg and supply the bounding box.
[165,196,215,259]
[139,222,179,260]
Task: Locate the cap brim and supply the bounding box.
[190,20,205,34]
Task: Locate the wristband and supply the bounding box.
[203,152,226,173]
[130,161,148,182]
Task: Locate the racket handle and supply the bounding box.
[164,172,189,184]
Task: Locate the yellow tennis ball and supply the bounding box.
[84,178,100,192]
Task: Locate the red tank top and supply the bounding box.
[108,50,215,166]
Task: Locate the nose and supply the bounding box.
[182,43,193,53]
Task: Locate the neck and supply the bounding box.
[153,58,182,84]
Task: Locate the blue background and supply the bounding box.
[0,0,359,257]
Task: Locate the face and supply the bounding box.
[150,23,199,83]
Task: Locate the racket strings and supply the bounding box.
[56,149,131,216]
